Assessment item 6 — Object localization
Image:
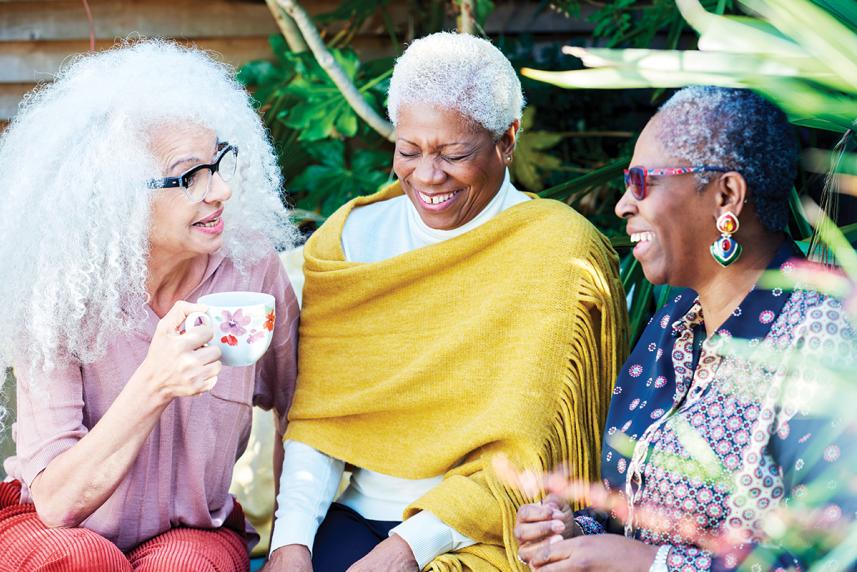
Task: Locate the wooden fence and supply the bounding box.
[0,0,594,130]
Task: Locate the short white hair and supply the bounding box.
[0,39,297,381]
[387,32,525,137]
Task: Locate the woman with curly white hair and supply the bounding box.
[265,32,627,572]
[0,40,300,571]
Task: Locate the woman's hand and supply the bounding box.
[526,535,658,572]
[134,301,221,402]
[346,535,419,572]
[262,545,313,572]
[516,494,581,564]
[29,300,220,528]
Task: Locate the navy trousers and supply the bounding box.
[311,503,401,572]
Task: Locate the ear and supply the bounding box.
[497,119,520,159]
[713,171,748,219]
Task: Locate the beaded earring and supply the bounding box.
[710,212,742,267]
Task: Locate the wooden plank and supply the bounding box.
[0,83,32,119]
[0,0,282,41]
[0,34,407,83]
[0,0,592,42]
[0,37,277,82]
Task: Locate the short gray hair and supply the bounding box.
[387,32,525,138]
[656,86,797,232]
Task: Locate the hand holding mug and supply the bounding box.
[137,300,222,402]
[184,291,276,367]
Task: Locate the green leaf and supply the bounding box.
[627,277,655,346]
[788,187,813,241]
[335,109,359,138]
[675,0,806,56]
[304,139,346,169]
[539,157,628,202]
[509,107,565,191]
[454,0,496,27]
[331,48,361,81]
[741,0,857,91]
[473,0,496,25]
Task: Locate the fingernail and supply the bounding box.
[549,535,563,544]
[551,520,565,533]
[552,510,564,519]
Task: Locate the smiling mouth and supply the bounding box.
[630,231,655,243]
[193,216,221,229]
[417,190,461,206]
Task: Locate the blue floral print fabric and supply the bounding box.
[577,241,857,571]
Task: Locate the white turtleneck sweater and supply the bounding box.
[270,172,530,567]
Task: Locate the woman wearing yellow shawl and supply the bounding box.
[264,32,627,572]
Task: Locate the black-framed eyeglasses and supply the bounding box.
[147,142,239,203]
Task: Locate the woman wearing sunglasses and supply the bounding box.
[0,41,300,571]
[514,86,856,571]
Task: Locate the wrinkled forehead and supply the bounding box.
[146,121,219,172]
[395,102,492,146]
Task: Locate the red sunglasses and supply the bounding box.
[623,165,730,200]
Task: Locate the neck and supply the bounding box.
[146,248,209,317]
[693,232,785,338]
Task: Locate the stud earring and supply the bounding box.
[506,155,512,162]
[710,212,742,267]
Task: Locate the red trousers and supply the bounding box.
[0,481,250,572]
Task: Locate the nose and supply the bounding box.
[205,171,232,204]
[412,155,447,187]
[615,187,637,220]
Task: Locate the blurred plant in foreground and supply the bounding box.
[490,199,857,570]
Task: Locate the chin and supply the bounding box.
[640,264,669,287]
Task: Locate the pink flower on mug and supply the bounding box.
[220,309,251,336]
[220,334,238,347]
[246,330,266,345]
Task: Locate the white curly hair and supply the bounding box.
[0,39,297,388]
[387,32,525,138]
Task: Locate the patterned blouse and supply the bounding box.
[576,242,857,571]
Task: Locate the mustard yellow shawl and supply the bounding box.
[286,183,628,571]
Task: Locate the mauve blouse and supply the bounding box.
[3,249,299,551]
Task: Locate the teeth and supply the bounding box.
[418,191,456,205]
[630,231,655,243]
[196,217,220,228]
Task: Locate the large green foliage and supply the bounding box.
[238,0,847,346]
[238,2,672,231]
[239,36,395,217]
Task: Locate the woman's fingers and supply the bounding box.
[516,519,567,543]
[529,537,576,567]
[542,493,571,513]
[180,375,219,397]
[198,375,219,394]
[158,301,208,333]
[518,534,563,565]
[517,502,555,524]
[195,344,222,366]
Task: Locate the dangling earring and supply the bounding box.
[710,212,742,267]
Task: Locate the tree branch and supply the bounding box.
[458,0,475,35]
[265,0,308,53]
[275,0,396,142]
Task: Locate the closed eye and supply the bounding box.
[398,150,419,158]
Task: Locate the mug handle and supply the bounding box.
[184,311,211,333]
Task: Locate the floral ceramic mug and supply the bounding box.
[185,291,276,367]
